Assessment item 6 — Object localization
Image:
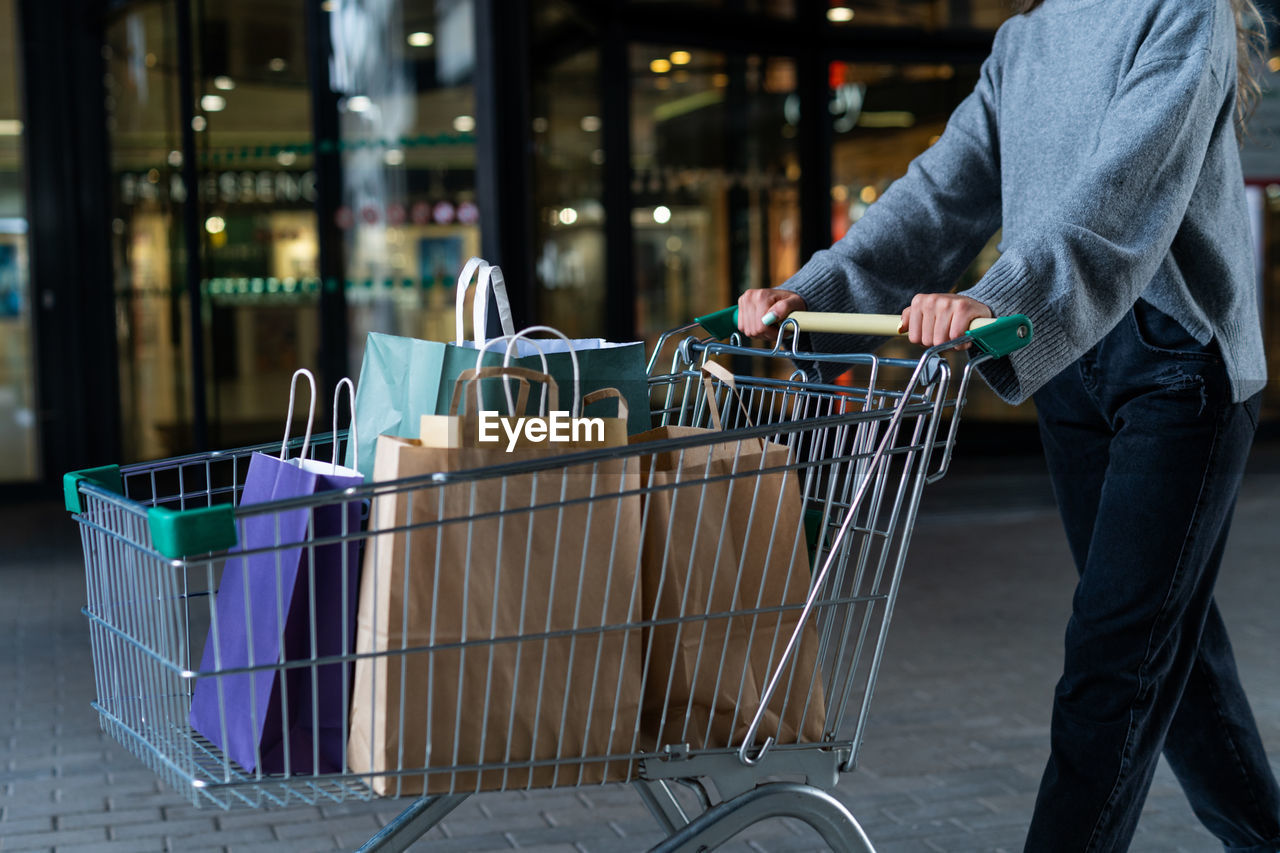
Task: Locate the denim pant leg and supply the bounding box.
[1024,307,1280,853]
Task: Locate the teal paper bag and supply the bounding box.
[346,260,652,481]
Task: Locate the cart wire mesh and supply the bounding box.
[71,339,974,812]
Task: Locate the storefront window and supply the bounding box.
[0,0,36,481]
[532,49,606,337]
[631,0,796,15]
[105,2,193,462]
[198,0,317,449]
[824,0,1008,30]
[337,0,481,374]
[631,47,801,343]
[105,0,481,459]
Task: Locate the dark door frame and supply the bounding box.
[12,0,119,499]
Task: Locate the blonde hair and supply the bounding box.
[1011,0,1269,134]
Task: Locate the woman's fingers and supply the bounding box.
[737,289,992,346]
[902,293,994,347]
[737,289,808,339]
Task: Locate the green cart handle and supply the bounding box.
[64,464,238,560]
[694,306,1033,358]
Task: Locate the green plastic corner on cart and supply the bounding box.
[695,306,740,340]
[967,314,1033,358]
[146,504,238,560]
[64,465,123,514]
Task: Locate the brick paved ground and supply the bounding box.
[2,447,1277,852]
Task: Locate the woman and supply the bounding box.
[738,0,1280,850]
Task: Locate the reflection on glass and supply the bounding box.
[631,47,801,343]
[825,0,1009,30]
[533,49,606,338]
[337,0,481,378]
[0,0,36,480]
[630,0,797,16]
[199,0,318,449]
[105,2,194,462]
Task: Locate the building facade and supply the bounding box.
[4,0,1280,493]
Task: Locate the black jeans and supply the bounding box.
[1025,302,1280,853]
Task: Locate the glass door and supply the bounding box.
[630,46,802,346]
[104,1,200,462]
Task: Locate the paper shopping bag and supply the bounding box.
[418,365,630,452]
[629,423,826,751]
[189,374,363,775]
[347,372,644,795]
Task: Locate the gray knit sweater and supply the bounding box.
[784,0,1266,404]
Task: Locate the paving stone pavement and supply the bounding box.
[2,446,1277,853]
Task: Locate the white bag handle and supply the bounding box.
[453,257,516,346]
[473,263,516,346]
[279,368,317,461]
[503,326,581,418]
[454,256,487,345]
[333,377,357,470]
[475,334,551,415]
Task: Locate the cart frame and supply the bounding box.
[66,317,1030,852]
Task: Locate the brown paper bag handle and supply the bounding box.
[700,360,752,431]
[581,387,629,421]
[452,365,557,416]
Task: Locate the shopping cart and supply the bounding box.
[64,310,1032,853]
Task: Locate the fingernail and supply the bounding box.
[762,311,778,327]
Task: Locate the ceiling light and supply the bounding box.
[827,7,854,22]
[580,115,601,132]
[213,75,235,90]
[453,114,476,133]
[268,57,287,72]
[407,31,434,47]
[670,50,692,65]
[650,58,671,74]
[347,95,372,113]
[200,94,226,112]
[653,205,671,225]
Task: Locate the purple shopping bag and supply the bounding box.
[189,375,364,775]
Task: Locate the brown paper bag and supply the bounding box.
[631,365,826,751]
[348,367,644,795]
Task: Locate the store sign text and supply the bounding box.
[119,170,319,207]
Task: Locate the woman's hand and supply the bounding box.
[900,293,993,348]
[737,288,808,341]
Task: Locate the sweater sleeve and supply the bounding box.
[965,49,1229,403]
[783,51,1004,379]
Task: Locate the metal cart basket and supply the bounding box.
[65,312,1032,852]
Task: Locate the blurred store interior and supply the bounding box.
[5,0,1280,494]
